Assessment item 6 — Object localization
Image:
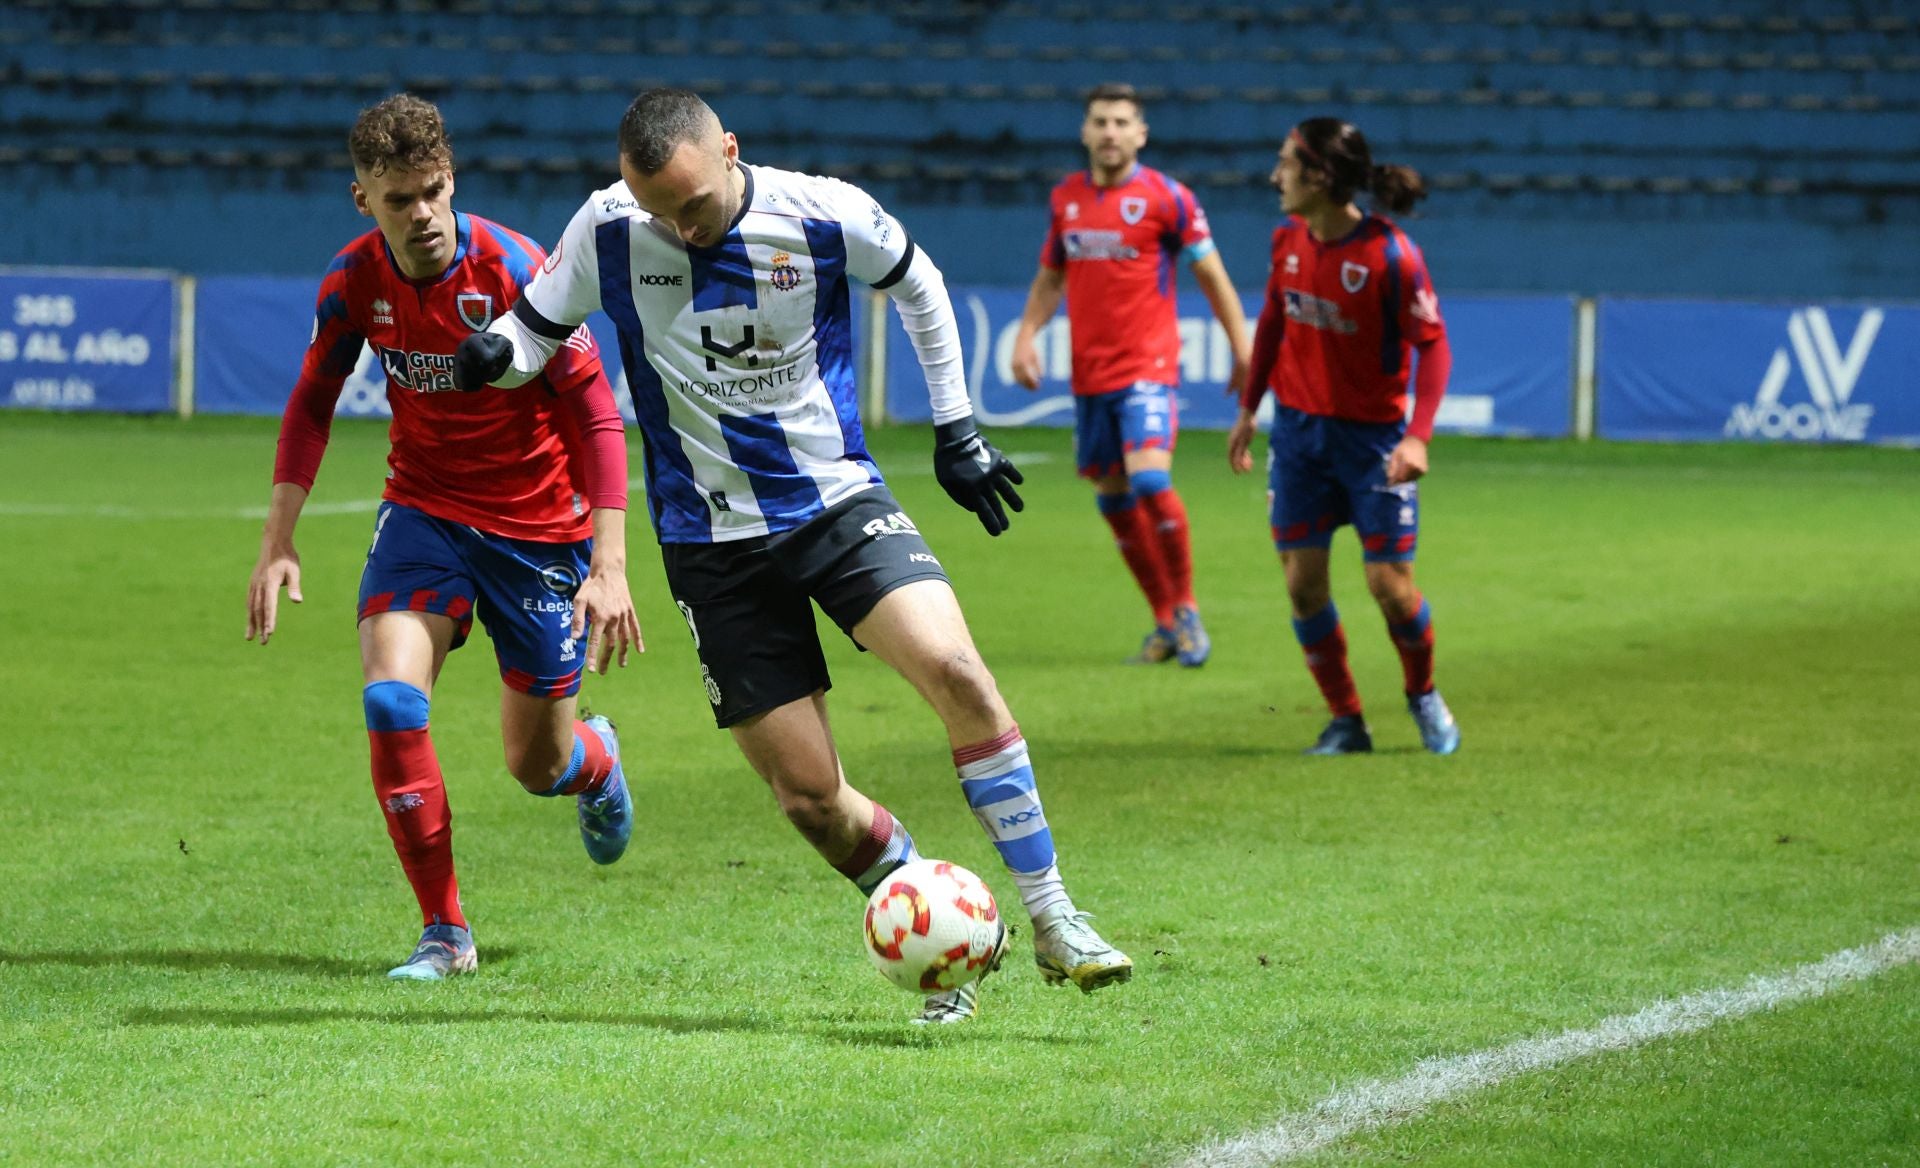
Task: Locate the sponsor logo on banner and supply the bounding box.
[1725,307,1880,441]
[1341,261,1369,293]
[1120,196,1147,225]
[456,292,492,331]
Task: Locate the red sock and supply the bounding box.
[1304,629,1364,717]
[1138,486,1195,609]
[1387,595,1436,696]
[557,719,615,796]
[1100,497,1176,626]
[369,726,463,928]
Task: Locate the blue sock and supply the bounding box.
[1095,491,1137,517]
[534,737,587,797]
[1292,602,1342,647]
[1128,467,1172,498]
[954,726,1069,919]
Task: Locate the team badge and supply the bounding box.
[456,292,494,331]
[1340,261,1369,293]
[541,237,564,274]
[1119,196,1148,225]
[1284,254,1300,274]
[768,250,802,292]
[1064,201,1080,220]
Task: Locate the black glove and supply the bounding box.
[452,332,514,393]
[933,418,1025,536]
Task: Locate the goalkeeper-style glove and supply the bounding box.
[933,417,1025,536]
[452,332,514,393]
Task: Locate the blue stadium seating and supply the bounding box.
[2,0,1915,297]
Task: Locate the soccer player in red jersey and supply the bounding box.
[243,95,642,978]
[1227,117,1462,755]
[1011,83,1252,667]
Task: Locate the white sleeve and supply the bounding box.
[826,180,970,425]
[487,197,605,388]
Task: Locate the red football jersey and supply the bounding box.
[1261,214,1445,424]
[275,212,613,542]
[1040,165,1215,396]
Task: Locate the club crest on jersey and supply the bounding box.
[768,251,802,292]
[1284,254,1300,274]
[1341,261,1369,293]
[1120,196,1148,225]
[456,292,494,331]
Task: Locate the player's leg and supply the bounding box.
[661,538,937,1016]
[471,531,632,862]
[1270,414,1369,754]
[851,578,1134,994]
[1354,486,1459,755]
[1120,381,1208,666]
[1080,391,1176,660]
[356,502,480,980]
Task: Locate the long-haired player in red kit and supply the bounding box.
[1227,117,1462,756]
[243,95,642,979]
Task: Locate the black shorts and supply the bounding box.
[660,486,951,728]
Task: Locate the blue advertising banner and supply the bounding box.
[883,286,1572,437]
[1598,298,1920,444]
[0,269,175,413]
[194,275,640,422]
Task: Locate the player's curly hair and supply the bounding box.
[1291,117,1426,215]
[349,94,454,178]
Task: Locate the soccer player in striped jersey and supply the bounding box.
[458,88,1133,1023]
[1227,118,1462,756]
[1011,83,1252,667]
[244,95,642,980]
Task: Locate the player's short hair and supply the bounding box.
[1291,116,1427,215]
[619,88,721,176]
[1084,82,1144,119]
[349,94,453,178]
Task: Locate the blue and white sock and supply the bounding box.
[954,725,1070,920]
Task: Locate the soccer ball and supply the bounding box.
[863,859,1007,993]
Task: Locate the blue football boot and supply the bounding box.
[1407,690,1461,755]
[1171,605,1211,668]
[388,922,476,981]
[1125,627,1177,665]
[1304,714,1373,755]
[578,714,633,865]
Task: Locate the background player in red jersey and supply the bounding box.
[1010,83,1252,667]
[242,95,642,978]
[1226,117,1462,756]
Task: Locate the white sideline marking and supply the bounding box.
[1176,927,1920,1167]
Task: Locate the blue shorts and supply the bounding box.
[357,501,593,697]
[1267,407,1420,563]
[1073,381,1178,479]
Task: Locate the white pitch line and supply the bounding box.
[1176,926,1920,1168]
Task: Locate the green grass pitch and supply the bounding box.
[1,412,1916,1166]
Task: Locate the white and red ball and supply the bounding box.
[862,859,1006,993]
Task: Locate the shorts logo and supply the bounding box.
[538,562,581,597]
[1340,261,1369,294]
[768,250,802,292]
[909,552,939,565]
[385,793,425,814]
[676,600,701,650]
[701,664,722,708]
[456,293,493,331]
[862,511,920,539]
[1120,196,1148,225]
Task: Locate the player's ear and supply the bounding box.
[350,180,371,218]
[720,131,739,166]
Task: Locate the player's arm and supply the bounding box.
[839,181,1023,536]
[248,281,362,643]
[1009,265,1066,391]
[550,338,643,671]
[1228,265,1286,475]
[454,200,604,391]
[1189,250,1253,396]
[1388,246,1450,485]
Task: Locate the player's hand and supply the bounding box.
[1227,409,1259,475]
[1387,435,1429,485]
[1010,335,1043,390]
[245,544,303,645]
[453,332,513,392]
[933,418,1025,536]
[571,569,643,674]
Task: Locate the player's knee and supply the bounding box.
[771,779,843,843]
[925,648,1001,722]
[1128,467,1172,498]
[363,680,429,732]
[1365,567,1417,612]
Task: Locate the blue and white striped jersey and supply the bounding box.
[496,163,957,544]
